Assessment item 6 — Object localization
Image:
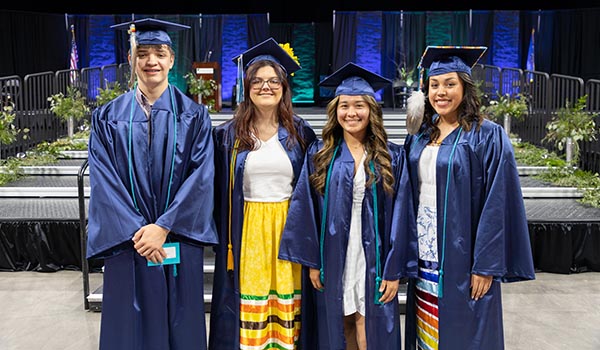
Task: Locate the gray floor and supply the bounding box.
[0,270,599,349]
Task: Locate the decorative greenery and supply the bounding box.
[513,141,565,167]
[184,72,217,112]
[482,92,529,124]
[48,86,90,122]
[542,95,598,165]
[394,65,416,87]
[0,130,89,186]
[96,81,127,107]
[514,140,600,208]
[0,102,29,145]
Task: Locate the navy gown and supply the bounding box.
[87,85,218,350]
[279,139,418,350]
[403,118,536,350]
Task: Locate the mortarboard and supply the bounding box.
[418,46,487,77]
[111,18,190,47]
[319,62,392,98]
[231,37,301,75]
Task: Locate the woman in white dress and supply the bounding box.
[279,62,416,350]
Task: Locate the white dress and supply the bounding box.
[342,152,367,316]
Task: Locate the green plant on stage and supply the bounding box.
[482,92,529,124]
[48,86,91,137]
[514,140,600,208]
[543,95,598,166]
[184,72,217,112]
[0,101,29,145]
[96,81,127,107]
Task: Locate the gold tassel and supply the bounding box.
[227,243,234,271]
[227,139,239,272]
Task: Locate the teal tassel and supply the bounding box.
[374,276,383,305]
[173,264,178,277]
[438,269,444,298]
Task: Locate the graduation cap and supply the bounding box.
[418,46,487,77]
[111,18,190,47]
[231,37,301,75]
[319,62,392,98]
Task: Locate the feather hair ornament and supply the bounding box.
[406,89,425,135]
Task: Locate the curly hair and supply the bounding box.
[310,94,395,195]
[231,59,305,151]
[422,71,484,141]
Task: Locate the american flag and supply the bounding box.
[69,24,79,85]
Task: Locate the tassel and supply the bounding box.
[406,90,425,135]
[227,243,234,271]
[173,264,178,277]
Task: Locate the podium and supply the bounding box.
[192,62,222,112]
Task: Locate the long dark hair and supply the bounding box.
[422,71,483,141]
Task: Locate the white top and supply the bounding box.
[343,152,367,316]
[417,145,439,262]
[243,133,294,202]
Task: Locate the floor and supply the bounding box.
[0,270,598,349]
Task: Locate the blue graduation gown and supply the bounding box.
[278,139,417,350]
[403,119,536,350]
[87,85,218,350]
[208,116,316,350]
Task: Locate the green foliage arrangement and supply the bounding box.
[542,95,598,165]
[0,130,89,186]
[483,93,529,124]
[514,140,600,208]
[184,72,217,112]
[48,86,90,123]
[0,102,29,145]
[96,81,127,107]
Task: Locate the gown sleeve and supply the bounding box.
[472,125,535,282]
[279,140,322,269]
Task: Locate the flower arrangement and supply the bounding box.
[184,72,218,112]
[483,92,529,123]
[279,42,300,76]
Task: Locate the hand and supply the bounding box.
[378,279,399,304]
[309,268,324,291]
[132,224,169,264]
[470,273,493,300]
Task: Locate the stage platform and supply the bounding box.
[0,109,598,312]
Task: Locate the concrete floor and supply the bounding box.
[0,270,599,349]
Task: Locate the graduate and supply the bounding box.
[279,62,417,350]
[87,18,218,350]
[403,46,536,350]
[209,38,316,350]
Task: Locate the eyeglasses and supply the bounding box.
[250,78,282,90]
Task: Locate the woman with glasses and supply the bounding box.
[209,38,316,350]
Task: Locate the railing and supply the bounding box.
[1,63,599,174]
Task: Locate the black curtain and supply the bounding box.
[0,11,68,78]
[332,11,357,71]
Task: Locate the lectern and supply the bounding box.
[192,62,222,112]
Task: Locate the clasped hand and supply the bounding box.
[132,224,169,264]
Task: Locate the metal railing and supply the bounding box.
[1,63,599,173]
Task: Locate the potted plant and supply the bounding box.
[542,95,598,166]
[184,72,217,112]
[482,92,529,136]
[393,66,416,109]
[0,100,28,148]
[96,81,127,107]
[48,86,90,138]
